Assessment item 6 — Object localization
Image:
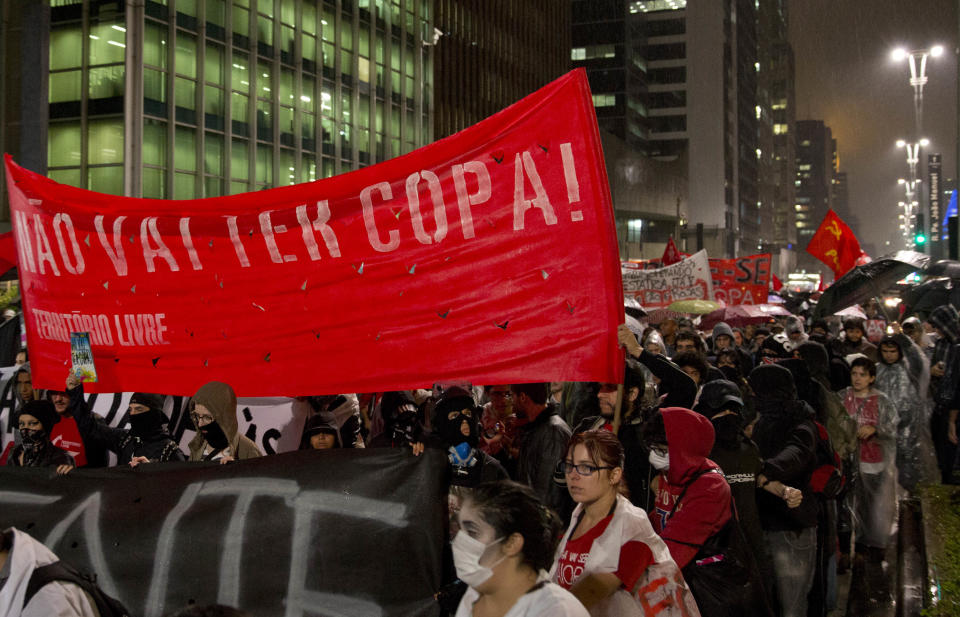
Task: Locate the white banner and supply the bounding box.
[622,249,714,309]
[0,366,314,463]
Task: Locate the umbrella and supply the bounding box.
[926,259,960,279]
[833,305,867,319]
[901,278,960,320]
[700,304,790,330]
[813,251,930,318]
[642,308,684,324]
[668,299,722,315]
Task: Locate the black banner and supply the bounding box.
[1,449,447,617]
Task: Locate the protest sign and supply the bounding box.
[708,253,771,305]
[5,69,623,395]
[0,448,447,617]
[622,250,713,308]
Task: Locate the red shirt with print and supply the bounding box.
[555,514,654,592]
[49,416,88,467]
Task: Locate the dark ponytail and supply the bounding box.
[467,481,563,571]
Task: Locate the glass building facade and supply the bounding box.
[45,0,434,200]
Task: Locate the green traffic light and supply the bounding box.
[915,234,927,245]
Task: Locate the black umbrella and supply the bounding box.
[901,278,960,320]
[813,251,930,318]
[926,259,960,279]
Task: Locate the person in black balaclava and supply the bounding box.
[693,379,781,614]
[7,400,74,470]
[432,386,507,487]
[368,391,425,449]
[69,382,186,466]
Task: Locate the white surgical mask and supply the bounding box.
[451,530,505,588]
[649,449,670,471]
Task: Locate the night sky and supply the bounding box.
[789,0,957,254]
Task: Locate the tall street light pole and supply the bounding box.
[892,45,943,253]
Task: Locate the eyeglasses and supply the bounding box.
[190,412,215,426]
[490,391,513,399]
[561,461,615,476]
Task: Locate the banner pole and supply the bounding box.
[613,385,624,434]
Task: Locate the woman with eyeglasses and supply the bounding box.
[549,430,699,616]
[187,381,262,463]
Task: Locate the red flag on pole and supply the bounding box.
[805,209,866,279]
[771,273,783,292]
[661,237,682,266]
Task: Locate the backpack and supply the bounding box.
[808,420,844,499]
[24,560,131,617]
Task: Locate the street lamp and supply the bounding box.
[897,138,930,177]
[891,45,943,135]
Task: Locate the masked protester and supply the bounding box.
[550,430,699,617]
[187,382,262,463]
[368,391,425,448]
[748,364,819,617]
[451,480,589,617]
[7,400,74,469]
[68,380,185,466]
[433,387,507,487]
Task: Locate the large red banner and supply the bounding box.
[5,70,623,396]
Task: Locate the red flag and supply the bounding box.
[0,232,16,276]
[771,273,783,292]
[805,209,865,279]
[661,237,682,266]
[5,69,624,396]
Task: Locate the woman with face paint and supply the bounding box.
[187,381,263,463]
[7,400,74,472]
[453,480,588,617]
[549,430,698,616]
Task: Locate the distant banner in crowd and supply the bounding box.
[4,69,622,395]
[622,250,713,308]
[708,253,770,305]
[0,366,312,461]
[623,253,770,305]
[0,449,447,617]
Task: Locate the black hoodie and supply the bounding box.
[748,364,819,531]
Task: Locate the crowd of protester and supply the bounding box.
[2,300,957,617]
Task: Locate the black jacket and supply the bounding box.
[68,385,185,465]
[638,350,697,408]
[7,441,75,467]
[516,402,572,516]
[752,398,819,530]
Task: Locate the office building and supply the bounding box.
[573,0,790,259]
[795,119,834,270]
[433,0,569,138]
[1,0,435,219]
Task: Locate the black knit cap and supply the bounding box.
[748,363,797,401]
[694,380,744,416]
[130,392,164,413]
[16,400,60,433]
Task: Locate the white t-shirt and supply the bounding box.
[456,582,589,617]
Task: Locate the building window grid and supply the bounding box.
[51,0,430,198]
[48,3,127,194]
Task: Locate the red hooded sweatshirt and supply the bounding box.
[650,407,732,568]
